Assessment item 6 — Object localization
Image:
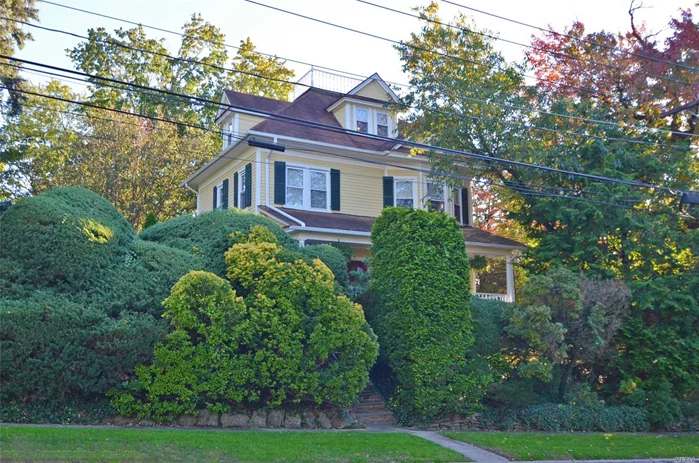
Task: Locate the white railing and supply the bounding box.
[293,67,364,99]
[473,292,511,302]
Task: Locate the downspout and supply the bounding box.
[265,137,305,227]
[183,180,199,216]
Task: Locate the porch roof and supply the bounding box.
[258,206,525,249]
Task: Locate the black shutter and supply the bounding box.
[213,185,218,209]
[461,188,470,225]
[233,172,239,208]
[330,169,340,211]
[274,161,286,205]
[383,176,394,208]
[245,163,252,208]
[222,179,229,210]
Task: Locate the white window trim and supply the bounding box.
[394,176,417,209]
[237,166,247,209]
[375,110,391,137]
[424,181,466,224]
[354,106,369,134]
[215,181,224,210]
[285,163,331,212]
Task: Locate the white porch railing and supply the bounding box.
[473,292,512,302]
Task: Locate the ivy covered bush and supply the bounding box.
[111,226,378,421]
[369,207,493,423]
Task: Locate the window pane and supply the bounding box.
[287,168,304,188]
[286,187,303,207]
[377,125,388,137]
[310,171,327,191]
[396,198,413,208]
[240,171,246,192]
[427,182,444,200]
[357,121,368,133]
[454,204,462,221]
[377,112,388,125]
[395,181,413,199]
[428,200,445,213]
[356,108,368,122]
[311,190,327,209]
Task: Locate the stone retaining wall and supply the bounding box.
[113,407,358,429]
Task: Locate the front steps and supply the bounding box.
[352,385,395,426]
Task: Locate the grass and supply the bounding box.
[442,431,699,461]
[0,425,466,463]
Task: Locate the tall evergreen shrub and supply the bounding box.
[370,207,492,423]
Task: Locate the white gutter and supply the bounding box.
[264,138,305,227]
[183,180,199,215]
[287,226,371,237]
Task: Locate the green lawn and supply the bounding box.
[442,431,699,461]
[0,425,465,463]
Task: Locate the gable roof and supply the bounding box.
[216,90,290,121]
[347,72,400,103]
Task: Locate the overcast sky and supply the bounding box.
[17,0,696,92]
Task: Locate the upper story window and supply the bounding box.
[376,112,389,137]
[426,182,446,213]
[214,181,226,209]
[286,166,330,211]
[395,179,415,208]
[453,188,462,223]
[355,108,369,133]
[223,121,234,148]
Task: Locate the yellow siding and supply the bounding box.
[198,147,258,213]
[354,81,392,101]
[268,152,427,217]
[332,105,347,129]
[239,114,265,135]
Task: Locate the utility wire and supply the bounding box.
[16,8,696,139]
[440,0,699,72]
[3,20,693,147]
[357,0,691,86]
[0,56,684,195]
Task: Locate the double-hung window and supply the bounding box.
[355,108,369,133]
[238,168,247,208]
[395,179,415,208]
[214,182,224,209]
[426,182,446,213]
[453,187,462,223]
[376,111,389,137]
[286,166,330,211]
[225,121,234,147]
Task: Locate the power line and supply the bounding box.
[440,0,699,72]
[3,19,692,148]
[17,7,696,139]
[1,56,684,195]
[243,0,690,101]
[7,92,649,211]
[357,0,691,86]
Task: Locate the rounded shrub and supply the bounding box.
[0,294,163,404]
[112,227,378,421]
[301,244,350,290]
[369,207,493,423]
[139,209,299,278]
[0,187,134,290]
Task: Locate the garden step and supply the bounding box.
[352,402,388,412]
[354,410,396,425]
[357,394,383,403]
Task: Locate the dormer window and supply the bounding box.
[356,108,369,133]
[376,112,389,137]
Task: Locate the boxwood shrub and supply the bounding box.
[518,404,648,432]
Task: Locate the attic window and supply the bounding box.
[356,108,368,133]
[377,112,389,137]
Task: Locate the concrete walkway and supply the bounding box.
[399,429,510,462]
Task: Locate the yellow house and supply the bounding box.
[184,72,524,302]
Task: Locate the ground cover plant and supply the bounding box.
[0,426,467,463]
[442,432,699,461]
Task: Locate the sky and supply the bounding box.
[16,0,697,94]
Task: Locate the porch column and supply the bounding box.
[506,255,515,303]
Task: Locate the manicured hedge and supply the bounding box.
[139,209,299,278]
[369,207,492,423]
[0,295,163,403]
[469,297,508,357]
[518,404,649,432]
